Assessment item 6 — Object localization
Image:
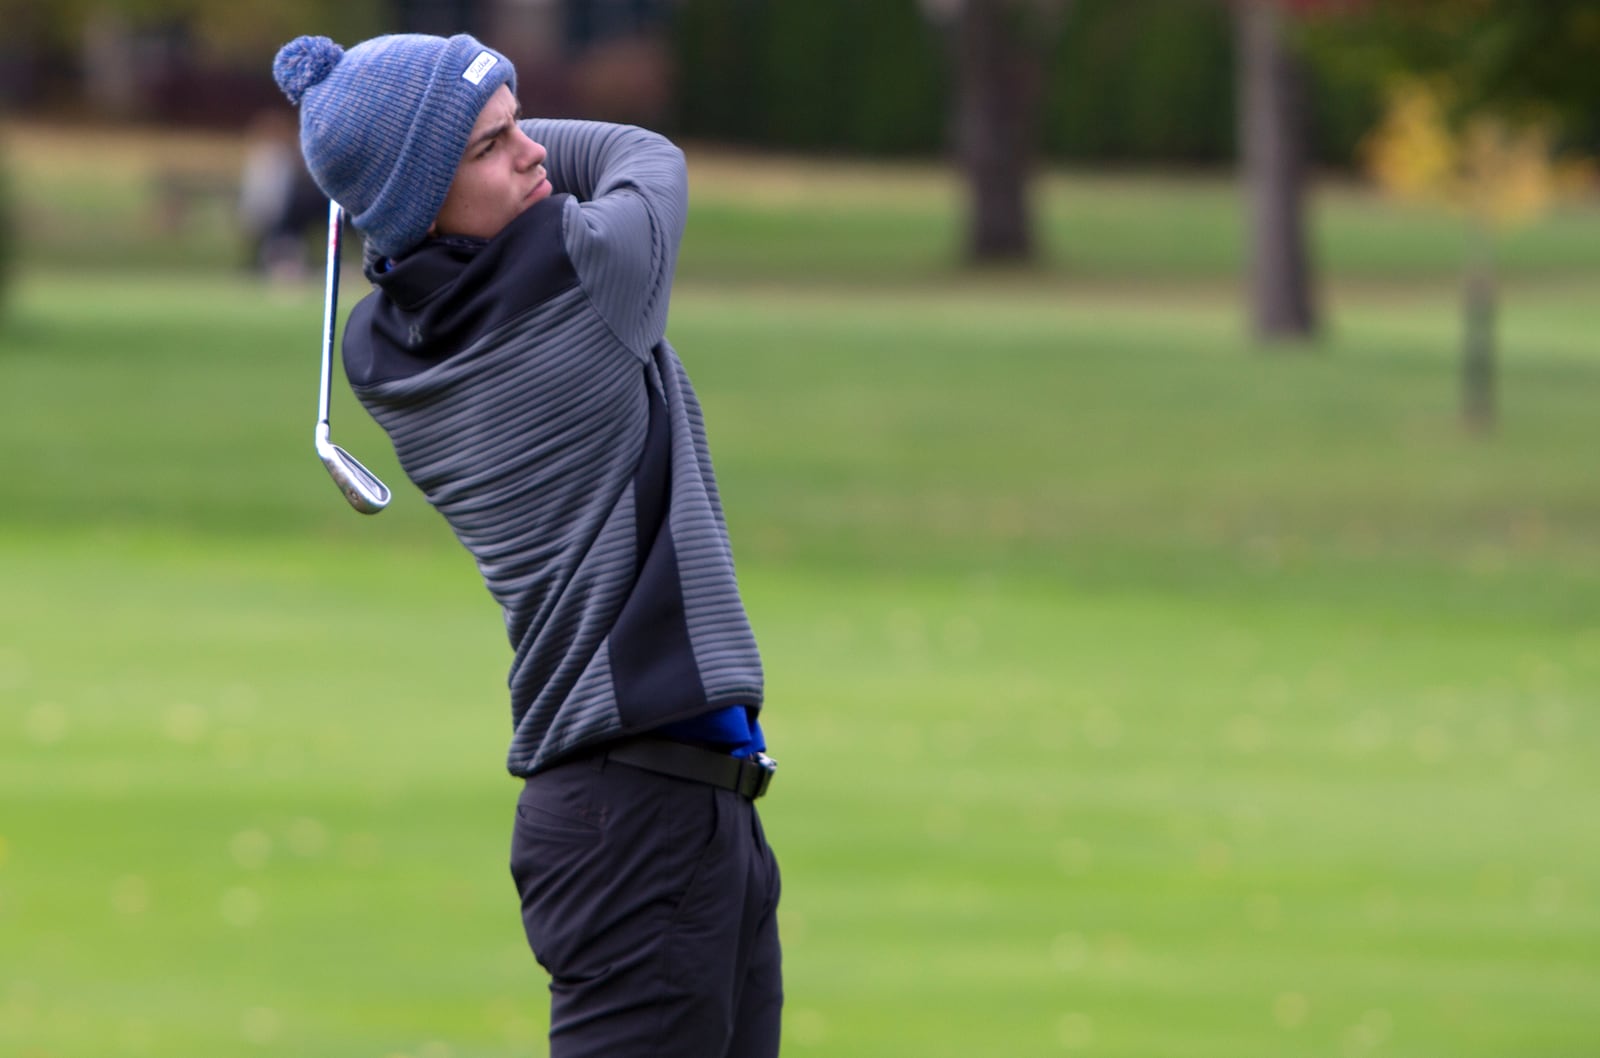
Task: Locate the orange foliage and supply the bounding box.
[1361,78,1593,229]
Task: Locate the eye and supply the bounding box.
[479,139,496,158]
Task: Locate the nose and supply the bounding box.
[514,127,545,170]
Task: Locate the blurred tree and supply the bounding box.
[670,0,1374,167]
[1302,0,1600,433]
[1302,0,1600,127]
[1235,0,1317,342]
[674,0,946,154]
[1043,0,1237,164]
[1363,79,1591,433]
[923,0,1070,264]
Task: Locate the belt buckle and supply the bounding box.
[744,752,777,799]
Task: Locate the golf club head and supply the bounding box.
[316,423,392,514]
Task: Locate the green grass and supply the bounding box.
[3,135,1600,1057]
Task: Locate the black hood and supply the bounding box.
[344,194,578,385]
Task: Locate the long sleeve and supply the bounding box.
[520,119,687,359]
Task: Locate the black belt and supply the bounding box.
[605,738,777,800]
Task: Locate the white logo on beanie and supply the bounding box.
[462,51,498,85]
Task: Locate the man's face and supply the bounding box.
[431,84,551,242]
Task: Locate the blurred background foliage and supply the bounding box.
[4,0,1600,163]
[0,0,1378,161]
[1298,0,1600,130]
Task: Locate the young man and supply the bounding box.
[272,33,781,1057]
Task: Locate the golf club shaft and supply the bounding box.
[318,200,343,428]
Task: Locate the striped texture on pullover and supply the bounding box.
[341,120,763,777]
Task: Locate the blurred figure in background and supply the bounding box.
[236,108,324,280]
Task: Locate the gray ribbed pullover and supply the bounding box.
[340,120,763,776]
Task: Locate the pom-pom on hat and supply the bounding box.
[272,33,516,257]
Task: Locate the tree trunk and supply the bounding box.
[1235,0,1317,341]
[1462,225,1497,434]
[954,0,1040,262]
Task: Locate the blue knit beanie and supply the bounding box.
[272,33,517,257]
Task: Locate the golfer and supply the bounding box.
[273,32,781,1057]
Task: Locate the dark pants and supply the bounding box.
[510,750,782,1057]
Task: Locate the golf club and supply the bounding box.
[316,200,391,514]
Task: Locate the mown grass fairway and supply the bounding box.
[3,132,1600,1057]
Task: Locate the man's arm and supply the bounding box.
[520,119,687,359]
